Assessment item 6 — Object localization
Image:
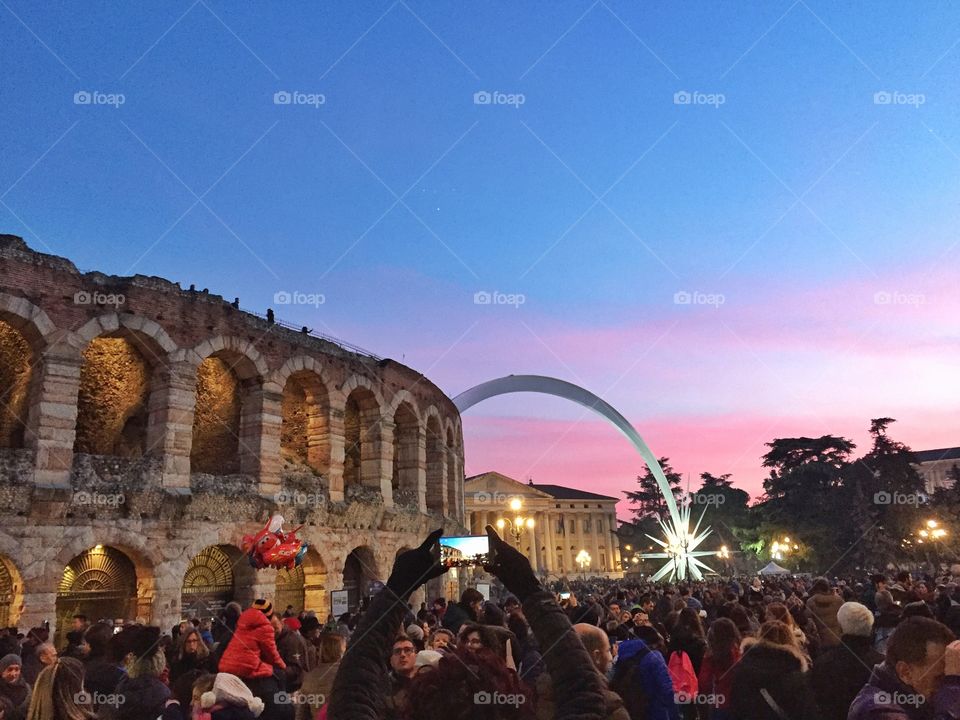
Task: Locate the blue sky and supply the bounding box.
[3,1,959,507]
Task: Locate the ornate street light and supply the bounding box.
[576,549,591,578]
[496,497,535,550]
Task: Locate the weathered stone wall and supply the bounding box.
[0,234,468,633]
[0,320,30,448]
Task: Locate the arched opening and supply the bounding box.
[445,427,458,519]
[343,546,378,612]
[280,371,330,478]
[343,387,381,493]
[56,545,138,646]
[74,337,152,456]
[0,319,32,449]
[275,547,327,615]
[425,415,444,513]
[182,545,238,619]
[391,402,419,505]
[0,556,22,629]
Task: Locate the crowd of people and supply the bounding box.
[1,532,959,719]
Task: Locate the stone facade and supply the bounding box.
[464,472,622,579]
[0,235,466,634]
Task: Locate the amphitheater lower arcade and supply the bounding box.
[0,235,466,635]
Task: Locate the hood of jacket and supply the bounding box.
[616,638,651,664]
[237,607,273,633]
[740,637,808,672]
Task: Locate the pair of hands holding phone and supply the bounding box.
[386,525,541,601]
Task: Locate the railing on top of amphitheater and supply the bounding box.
[240,307,383,361]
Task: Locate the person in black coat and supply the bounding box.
[440,588,483,634]
[810,602,884,720]
[729,621,818,720]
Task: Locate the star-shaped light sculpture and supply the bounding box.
[639,498,715,582]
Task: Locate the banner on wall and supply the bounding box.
[331,590,349,617]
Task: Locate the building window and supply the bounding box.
[583,518,592,533]
[597,519,603,533]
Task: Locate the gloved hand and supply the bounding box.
[483,525,541,601]
[386,528,447,597]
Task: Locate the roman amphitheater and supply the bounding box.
[0,234,466,637]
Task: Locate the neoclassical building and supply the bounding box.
[464,472,622,578]
[914,447,960,494]
[0,235,466,636]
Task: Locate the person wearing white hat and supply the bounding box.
[413,650,443,674]
[201,673,266,719]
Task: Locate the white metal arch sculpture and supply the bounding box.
[454,374,714,581]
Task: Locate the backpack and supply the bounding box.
[667,650,698,697]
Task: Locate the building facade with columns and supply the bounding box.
[0,235,466,638]
[914,447,960,494]
[465,472,622,578]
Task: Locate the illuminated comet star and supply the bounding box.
[640,500,715,582]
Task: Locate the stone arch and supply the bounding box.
[181,544,256,618]
[276,359,332,479]
[188,337,267,476]
[0,555,23,629]
[424,408,445,514]
[54,544,143,646]
[275,546,327,614]
[70,316,175,458]
[341,377,385,495]
[343,545,379,612]
[444,421,459,520]
[391,399,421,506]
[0,294,56,451]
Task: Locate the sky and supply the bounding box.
[2,1,959,518]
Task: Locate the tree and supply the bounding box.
[691,472,751,558]
[623,457,682,521]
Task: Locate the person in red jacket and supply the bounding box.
[218,599,290,720]
[697,617,741,720]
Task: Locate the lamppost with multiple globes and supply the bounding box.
[496,497,535,550]
[576,549,591,578]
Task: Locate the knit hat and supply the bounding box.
[201,673,265,717]
[0,654,21,672]
[282,617,301,632]
[837,602,874,637]
[415,649,443,670]
[251,599,274,619]
[405,624,424,642]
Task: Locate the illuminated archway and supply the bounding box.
[454,375,714,581]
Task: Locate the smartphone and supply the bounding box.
[439,535,491,568]
[559,592,571,600]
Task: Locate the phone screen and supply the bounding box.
[559,592,571,600]
[439,535,491,568]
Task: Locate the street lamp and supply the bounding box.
[496,497,535,550]
[576,549,591,578]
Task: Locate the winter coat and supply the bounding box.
[666,634,706,676]
[810,634,883,720]
[610,639,680,720]
[535,671,630,720]
[805,592,844,647]
[848,662,960,720]
[329,586,607,720]
[116,673,171,720]
[0,677,30,720]
[697,647,740,710]
[218,608,286,679]
[168,650,215,683]
[440,601,475,634]
[728,638,818,720]
[276,627,309,691]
